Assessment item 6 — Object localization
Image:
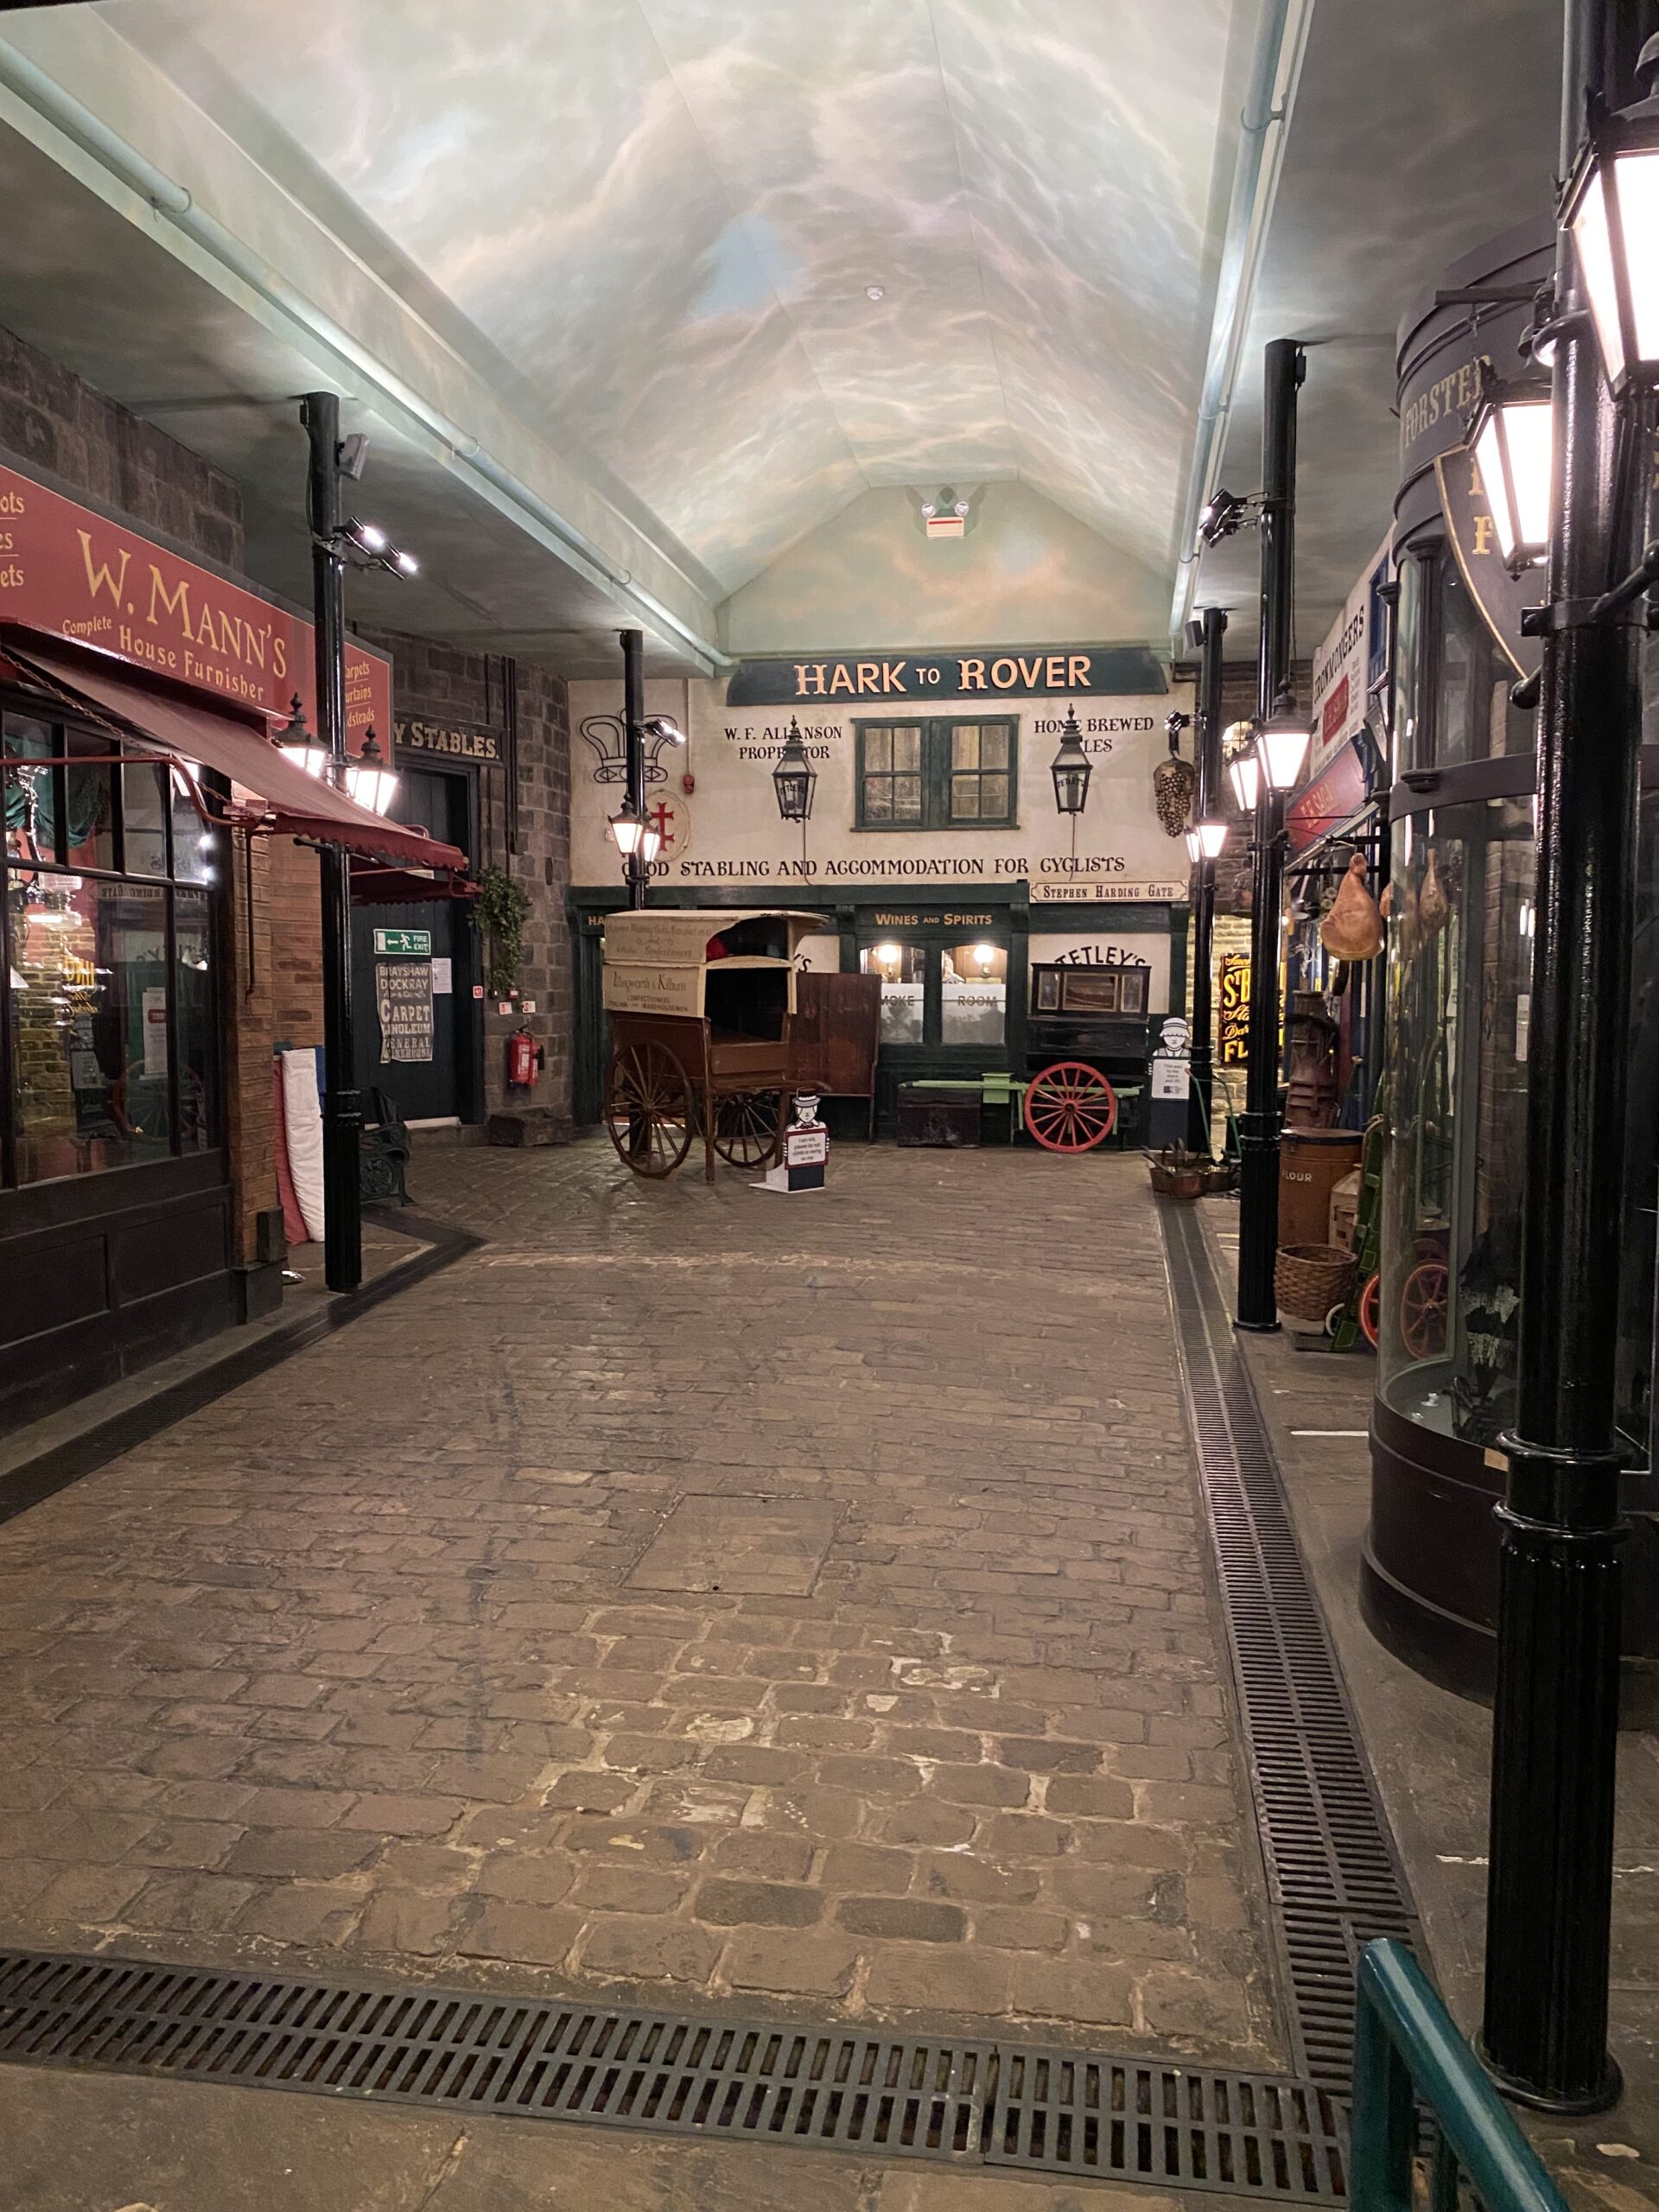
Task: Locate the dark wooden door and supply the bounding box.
[793,972,880,1100]
[350,768,477,1123]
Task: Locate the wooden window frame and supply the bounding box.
[854,716,1019,831]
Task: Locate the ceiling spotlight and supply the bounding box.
[866,283,885,301]
[643,714,686,745]
[357,521,388,551]
[1197,487,1252,548]
[394,549,419,576]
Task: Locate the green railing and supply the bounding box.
[1350,1940,1572,2212]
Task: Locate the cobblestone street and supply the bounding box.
[0,1140,1281,2068]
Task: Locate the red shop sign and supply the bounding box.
[0,460,391,745]
[1286,740,1369,855]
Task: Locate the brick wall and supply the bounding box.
[0,324,241,564]
[354,630,572,1129]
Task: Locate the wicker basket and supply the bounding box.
[1274,1242,1358,1325]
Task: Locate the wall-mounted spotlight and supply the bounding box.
[1197,487,1254,548]
[335,518,419,577]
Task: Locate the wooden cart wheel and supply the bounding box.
[711,1090,783,1168]
[604,1042,695,1178]
[1023,1061,1118,1154]
[1400,1259,1450,1359]
[1357,1272,1381,1349]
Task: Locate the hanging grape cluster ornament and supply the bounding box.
[1154,710,1198,837]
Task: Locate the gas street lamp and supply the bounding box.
[344,728,399,817]
[1469,368,1554,571]
[607,798,660,867]
[275,694,329,779]
[1048,704,1091,816]
[1185,821,1230,863]
[772,717,817,822]
[1226,738,1262,815]
[1562,37,1659,393]
[1256,692,1313,793]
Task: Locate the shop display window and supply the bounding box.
[861,939,927,1044]
[942,941,1007,1045]
[2,705,223,1189]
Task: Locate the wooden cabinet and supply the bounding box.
[791,973,880,1135]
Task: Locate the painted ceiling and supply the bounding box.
[109,0,1260,602]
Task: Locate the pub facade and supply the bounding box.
[566,647,1195,1132]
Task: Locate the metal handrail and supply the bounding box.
[1350,1940,1572,2212]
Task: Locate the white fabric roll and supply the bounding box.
[281,1047,327,1245]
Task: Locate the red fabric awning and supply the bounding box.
[350,861,477,905]
[3,631,467,874]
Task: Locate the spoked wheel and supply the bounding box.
[1400,1259,1450,1359]
[604,1043,695,1179]
[1357,1271,1381,1349]
[1023,1061,1118,1153]
[712,1090,783,1168]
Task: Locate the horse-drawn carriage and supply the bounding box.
[601,906,832,1181]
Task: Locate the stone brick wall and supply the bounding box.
[355,629,572,1130]
[0,323,241,564]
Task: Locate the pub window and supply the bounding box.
[855,718,1018,830]
[2,706,224,1189]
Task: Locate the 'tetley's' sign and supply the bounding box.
[0,461,391,741]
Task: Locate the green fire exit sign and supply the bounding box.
[373,928,432,957]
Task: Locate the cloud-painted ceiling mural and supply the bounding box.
[109,0,1260,604]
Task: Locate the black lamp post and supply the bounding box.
[1479,3,1659,2117]
[301,391,361,1297]
[616,627,649,908]
[1235,338,1306,1332]
[1185,607,1230,1151]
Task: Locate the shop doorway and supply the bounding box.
[351,766,481,1125]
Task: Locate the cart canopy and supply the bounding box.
[601,907,831,1018]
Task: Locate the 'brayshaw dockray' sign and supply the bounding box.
[728,645,1167,705]
[0,458,391,739]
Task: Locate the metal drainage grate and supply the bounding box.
[1161,1205,1421,2090]
[0,1950,1348,2199]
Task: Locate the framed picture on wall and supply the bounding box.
[1034,970,1061,1012]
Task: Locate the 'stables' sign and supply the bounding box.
[393,717,503,764]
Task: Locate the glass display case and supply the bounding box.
[1364,610,1659,1713]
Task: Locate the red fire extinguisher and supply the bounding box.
[507,1027,543,1090]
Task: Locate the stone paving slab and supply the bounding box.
[0,2060,1263,2212]
[0,1141,1282,2068]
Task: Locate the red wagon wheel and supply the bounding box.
[711,1090,784,1168]
[1023,1061,1118,1153]
[1357,1271,1382,1349]
[1400,1259,1450,1359]
[604,1042,695,1178]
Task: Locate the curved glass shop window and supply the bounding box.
[1378,796,1533,1444]
[1394,547,1534,776]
